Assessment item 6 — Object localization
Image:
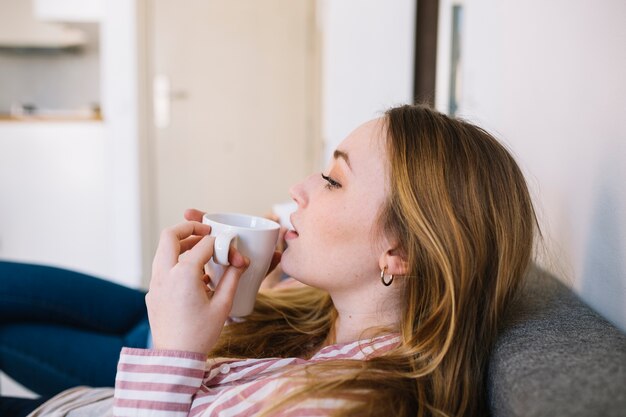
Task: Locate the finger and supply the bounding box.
[228,247,247,268]
[268,251,282,273]
[272,227,288,252]
[184,208,206,222]
[264,213,280,223]
[181,234,216,268]
[156,221,212,268]
[179,235,204,254]
[211,257,250,313]
[201,274,211,285]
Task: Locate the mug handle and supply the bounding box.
[213,231,237,266]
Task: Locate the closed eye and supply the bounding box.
[321,173,342,189]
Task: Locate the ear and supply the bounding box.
[378,240,409,276]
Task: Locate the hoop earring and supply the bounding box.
[381,266,394,286]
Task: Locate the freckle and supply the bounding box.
[349,315,352,319]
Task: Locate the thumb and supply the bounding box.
[211,256,250,312]
[268,251,282,273]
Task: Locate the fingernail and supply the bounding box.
[232,251,244,268]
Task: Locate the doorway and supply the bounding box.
[144,0,321,276]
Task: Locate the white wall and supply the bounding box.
[440,0,626,331]
[319,0,415,162]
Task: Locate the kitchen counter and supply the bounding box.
[0,114,102,122]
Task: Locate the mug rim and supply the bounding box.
[203,212,280,231]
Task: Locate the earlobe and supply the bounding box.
[379,247,409,276]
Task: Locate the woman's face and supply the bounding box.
[281,118,390,293]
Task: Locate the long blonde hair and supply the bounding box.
[210,104,538,416]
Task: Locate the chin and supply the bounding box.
[280,247,297,277]
[279,247,313,286]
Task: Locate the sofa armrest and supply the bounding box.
[488,266,626,417]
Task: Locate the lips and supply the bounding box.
[285,230,299,240]
[285,215,299,240]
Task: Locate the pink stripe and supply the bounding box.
[237,398,264,416]
[204,377,276,412]
[116,380,198,394]
[188,389,265,417]
[315,335,399,360]
[114,398,189,412]
[213,394,266,417]
[189,401,212,417]
[314,337,373,357]
[121,348,206,361]
[209,359,282,384]
[315,342,370,361]
[314,343,346,356]
[118,362,204,378]
[370,339,399,356]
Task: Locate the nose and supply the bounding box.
[289,173,316,208]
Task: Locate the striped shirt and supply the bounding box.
[113,333,400,417]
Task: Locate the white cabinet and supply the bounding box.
[33,0,103,22]
[0,0,89,48]
[0,122,117,282]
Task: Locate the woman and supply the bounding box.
[1,104,537,416]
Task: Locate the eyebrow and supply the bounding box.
[333,149,352,171]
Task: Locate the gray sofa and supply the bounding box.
[488,266,626,417]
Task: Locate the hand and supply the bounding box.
[263,212,288,252]
[146,220,249,354]
[257,212,289,291]
[184,208,283,275]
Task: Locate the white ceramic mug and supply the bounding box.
[202,213,280,317]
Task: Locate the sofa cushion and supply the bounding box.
[488,266,626,417]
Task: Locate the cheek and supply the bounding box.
[315,212,348,245]
[280,215,347,278]
[295,208,377,274]
[317,189,382,249]
[282,186,385,283]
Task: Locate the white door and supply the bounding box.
[149,0,320,235]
